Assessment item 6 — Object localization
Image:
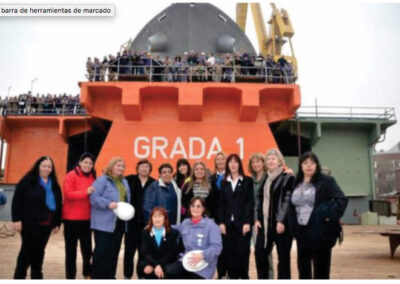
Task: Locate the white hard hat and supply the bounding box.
[113,202,135,221]
[182,250,209,272]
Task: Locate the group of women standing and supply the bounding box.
[11,149,348,279]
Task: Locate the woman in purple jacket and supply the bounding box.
[166,196,222,279]
[90,157,131,279]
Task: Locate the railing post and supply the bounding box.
[149,54,153,82]
[265,66,268,83]
[233,61,236,83]
[117,58,120,81]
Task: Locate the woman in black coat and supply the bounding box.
[288,151,348,279]
[217,153,254,279]
[139,207,180,279]
[255,149,295,279]
[11,156,62,279]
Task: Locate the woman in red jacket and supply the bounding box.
[62,153,96,279]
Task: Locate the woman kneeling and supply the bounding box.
[167,197,222,279]
[139,207,180,279]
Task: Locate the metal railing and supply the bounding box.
[296,106,396,121]
[1,106,86,116]
[88,64,297,84]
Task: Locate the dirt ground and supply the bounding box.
[0,223,399,279]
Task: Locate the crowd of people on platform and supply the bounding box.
[0,93,83,116]
[11,149,347,279]
[86,50,296,84]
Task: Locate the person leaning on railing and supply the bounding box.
[85,49,298,84]
[2,93,82,116]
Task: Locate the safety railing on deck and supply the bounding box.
[88,64,297,84]
[1,106,86,116]
[296,106,396,121]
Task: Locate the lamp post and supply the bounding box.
[30,77,38,94]
[7,86,11,97]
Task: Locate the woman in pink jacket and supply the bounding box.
[62,153,96,279]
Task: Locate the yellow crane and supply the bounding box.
[236,3,297,74]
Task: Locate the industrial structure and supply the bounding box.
[0,3,397,224]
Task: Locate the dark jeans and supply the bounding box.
[92,220,125,279]
[14,225,52,279]
[297,241,332,279]
[123,225,143,278]
[63,220,92,279]
[225,222,251,279]
[165,261,204,279]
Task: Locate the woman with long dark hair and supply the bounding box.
[254,149,294,279]
[217,153,254,279]
[288,151,348,279]
[181,161,216,219]
[62,152,96,279]
[11,156,62,279]
[174,159,191,190]
[139,207,180,279]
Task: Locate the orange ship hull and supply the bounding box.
[0,82,300,183]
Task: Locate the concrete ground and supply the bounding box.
[0,223,399,279]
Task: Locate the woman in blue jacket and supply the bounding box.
[288,152,348,279]
[90,157,131,279]
[167,196,222,279]
[143,163,181,225]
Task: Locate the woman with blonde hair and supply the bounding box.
[181,161,216,219]
[255,148,294,279]
[248,153,274,279]
[90,157,131,279]
[209,152,228,279]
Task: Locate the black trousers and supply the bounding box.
[225,222,251,279]
[255,229,269,279]
[63,220,92,279]
[255,227,292,279]
[165,261,204,279]
[254,233,274,279]
[123,225,143,278]
[217,234,228,278]
[92,220,125,279]
[297,241,332,279]
[14,225,52,279]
